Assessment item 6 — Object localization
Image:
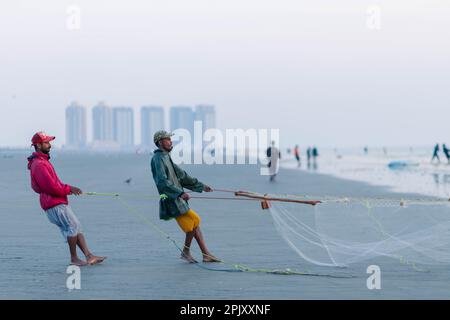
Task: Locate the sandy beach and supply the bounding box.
[1,152,449,299]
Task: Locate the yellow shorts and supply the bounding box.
[175,209,201,233]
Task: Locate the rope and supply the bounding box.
[83,192,352,278]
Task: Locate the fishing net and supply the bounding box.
[266,194,450,268]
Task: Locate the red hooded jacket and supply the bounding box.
[27,152,72,210]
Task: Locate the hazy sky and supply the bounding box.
[1,0,449,148]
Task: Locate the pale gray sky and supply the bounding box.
[1,0,449,148]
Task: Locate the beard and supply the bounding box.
[41,148,50,154]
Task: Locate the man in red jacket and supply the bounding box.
[28,132,106,266]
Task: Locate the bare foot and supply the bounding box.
[180,252,198,263]
[86,254,107,265]
[70,258,87,267]
[203,255,221,263]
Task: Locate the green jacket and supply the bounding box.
[150,149,205,220]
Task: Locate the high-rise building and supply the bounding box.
[113,107,134,148]
[65,101,87,148]
[195,104,216,133]
[170,106,194,135]
[92,102,113,142]
[141,106,165,147]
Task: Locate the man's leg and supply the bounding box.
[76,233,106,265]
[63,205,106,266]
[194,227,220,262]
[76,233,91,257]
[67,236,86,266]
[181,231,197,263]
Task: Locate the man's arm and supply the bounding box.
[33,163,72,197]
[151,157,185,199]
[171,162,205,193]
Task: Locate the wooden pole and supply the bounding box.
[235,191,322,206]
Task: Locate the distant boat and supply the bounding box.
[388,160,420,169]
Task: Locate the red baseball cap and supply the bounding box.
[31,132,55,146]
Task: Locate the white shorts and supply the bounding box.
[45,204,82,240]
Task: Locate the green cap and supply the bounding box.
[153,130,174,145]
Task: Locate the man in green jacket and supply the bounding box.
[151,130,220,263]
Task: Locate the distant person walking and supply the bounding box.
[443,144,450,164]
[431,143,441,163]
[306,147,312,162]
[312,146,319,161]
[306,147,312,169]
[27,132,106,266]
[266,141,281,182]
[312,146,319,170]
[294,145,301,167]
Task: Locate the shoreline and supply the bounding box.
[280,157,450,200]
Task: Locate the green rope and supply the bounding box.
[84,192,120,197]
[160,194,169,200]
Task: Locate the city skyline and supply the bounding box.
[64,102,216,150]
